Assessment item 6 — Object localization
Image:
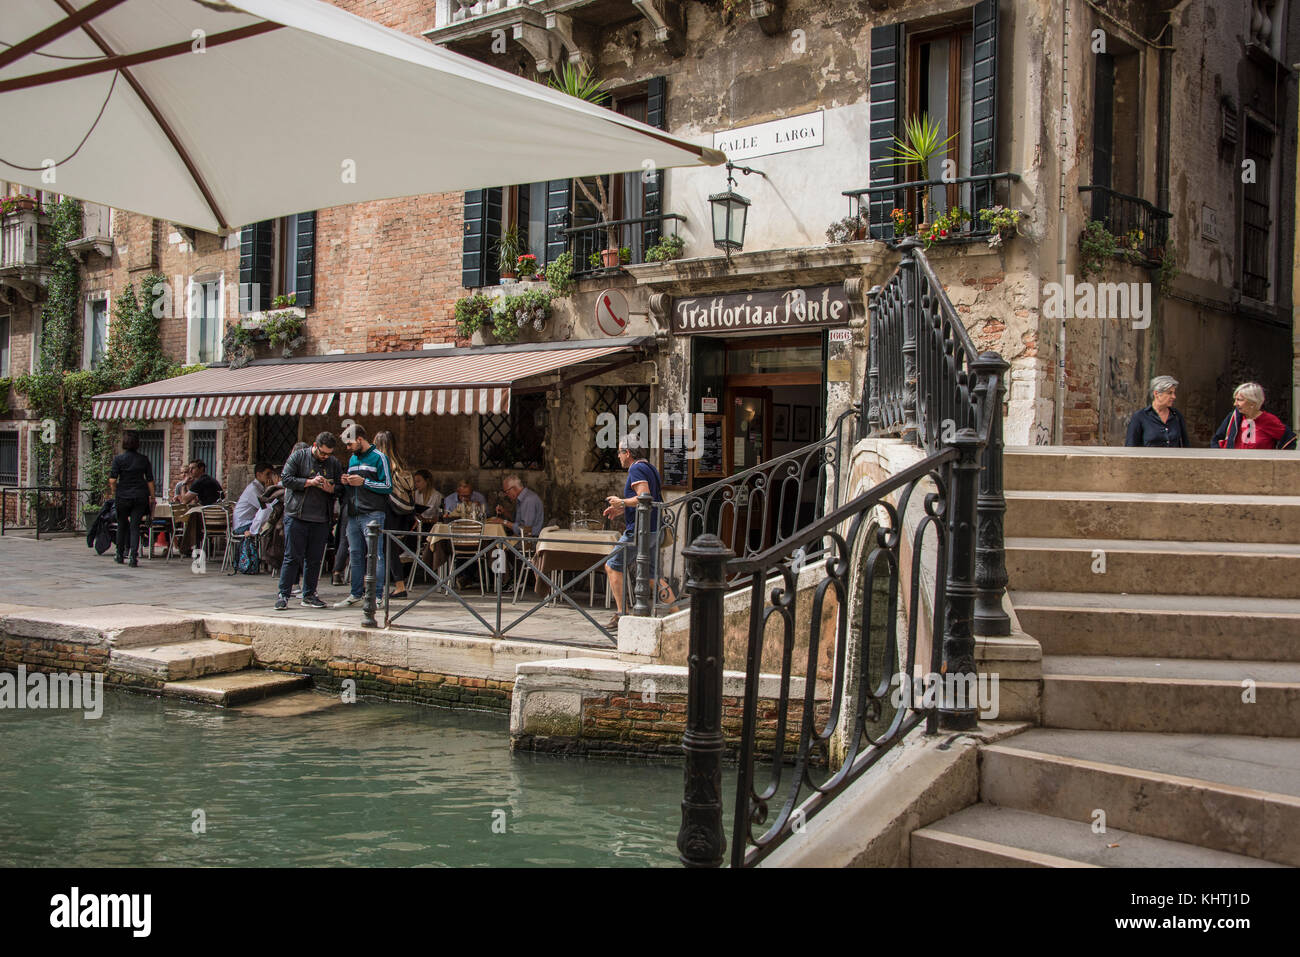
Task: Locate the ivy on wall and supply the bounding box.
[11,199,198,500]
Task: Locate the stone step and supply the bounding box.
[109,638,253,681]
[1006,490,1300,544]
[1011,591,1300,661]
[979,728,1300,865]
[911,804,1284,868]
[1042,655,1300,736]
[1005,537,1300,598]
[162,670,312,706]
[1005,446,1296,495]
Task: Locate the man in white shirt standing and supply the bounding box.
[233,463,276,535]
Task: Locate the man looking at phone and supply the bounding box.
[275,432,342,611]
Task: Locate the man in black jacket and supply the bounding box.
[275,432,342,610]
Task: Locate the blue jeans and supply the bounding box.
[347,510,386,599]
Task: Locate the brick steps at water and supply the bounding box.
[911,803,1283,868]
[163,671,312,706]
[109,638,253,681]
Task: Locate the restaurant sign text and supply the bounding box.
[672,285,850,335]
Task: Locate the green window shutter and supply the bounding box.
[868,24,902,240]
[294,210,315,308]
[970,0,1000,210]
[239,220,272,312]
[462,188,503,288]
[643,76,667,250]
[546,179,572,265]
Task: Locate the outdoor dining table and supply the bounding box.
[531,527,621,596]
[421,519,517,580]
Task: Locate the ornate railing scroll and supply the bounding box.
[678,241,1010,867]
[639,405,860,617]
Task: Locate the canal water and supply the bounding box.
[0,690,690,867]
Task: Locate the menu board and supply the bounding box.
[694,415,725,478]
[661,430,690,489]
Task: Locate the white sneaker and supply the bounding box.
[332,594,363,608]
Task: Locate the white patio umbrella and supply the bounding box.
[0,0,724,233]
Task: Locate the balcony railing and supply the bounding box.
[1078,185,1171,266]
[844,172,1021,244]
[563,213,685,280]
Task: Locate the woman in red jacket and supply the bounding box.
[1212,382,1297,450]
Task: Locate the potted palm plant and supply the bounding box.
[496,226,524,282]
[548,64,621,265]
[886,113,958,229]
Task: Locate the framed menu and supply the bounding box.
[694,415,726,479]
[661,430,690,489]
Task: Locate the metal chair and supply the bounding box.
[147,500,179,562]
[448,519,486,596]
[200,505,234,575]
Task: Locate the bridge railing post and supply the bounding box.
[973,352,1011,637]
[676,533,733,868]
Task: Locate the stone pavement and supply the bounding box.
[0,534,615,649]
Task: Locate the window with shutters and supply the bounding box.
[478,393,547,471]
[463,79,668,288]
[865,2,1000,239]
[1241,116,1277,304]
[0,312,9,378]
[240,213,315,312]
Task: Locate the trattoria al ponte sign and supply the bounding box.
[671,285,850,335]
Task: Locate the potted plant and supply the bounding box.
[454,293,494,338]
[826,214,866,243]
[546,250,576,296]
[516,253,539,280]
[26,491,62,532]
[222,322,255,369]
[886,113,958,226]
[646,234,685,262]
[978,205,1023,248]
[496,226,524,281]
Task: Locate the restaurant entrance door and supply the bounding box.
[689,333,826,554]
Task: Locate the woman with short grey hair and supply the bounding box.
[1213,381,1297,450]
[1125,375,1190,447]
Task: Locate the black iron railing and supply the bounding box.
[564,213,686,280]
[844,172,1021,243]
[359,524,621,644]
[677,240,1010,867]
[1078,185,1171,266]
[1,486,97,538]
[632,407,859,619]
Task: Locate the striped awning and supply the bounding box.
[89,340,641,421]
[337,387,507,417]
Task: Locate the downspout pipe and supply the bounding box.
[1054,0,1071,444]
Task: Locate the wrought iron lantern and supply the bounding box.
[709,162,764,255]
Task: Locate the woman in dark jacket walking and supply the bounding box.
[108,431,156,567]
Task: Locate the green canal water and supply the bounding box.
[0,690,692,867]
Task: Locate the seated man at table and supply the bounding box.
[443,479,487,518]
[498,475,544,536]
[233,463,276,535]
[171,462,192,502]
[179,460,223,506]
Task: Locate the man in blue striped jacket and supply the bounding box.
[333,425,392,607]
